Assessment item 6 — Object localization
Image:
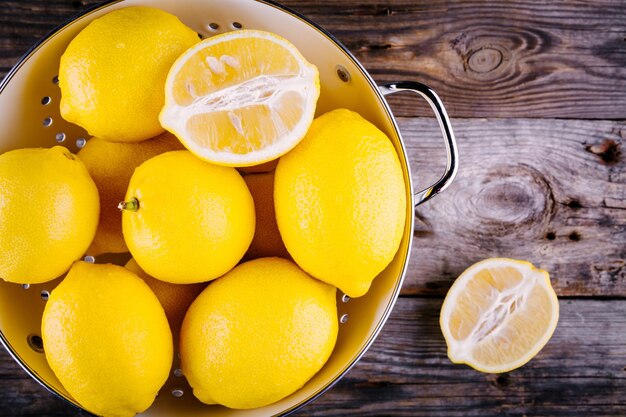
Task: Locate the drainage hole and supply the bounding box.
[55,132,66,143]
[27,334,44,353]
[336,65,351,83]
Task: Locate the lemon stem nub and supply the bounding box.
[119,198,139,212]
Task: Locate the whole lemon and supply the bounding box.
[180,257,337,409]
[78,133,184,255]
[274,109,407,298]
[59,7,199,142]
[242,172,290,261]
[125,258,205,340]
[41,262,172,417]
[121,151,255,283]
[0,146,99,284]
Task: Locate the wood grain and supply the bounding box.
[2,0,626,119]
[2,298,625,416]
[395,116,626,297]
[285,0,626,119]
[1,0,625,416]
[301,298,626,417]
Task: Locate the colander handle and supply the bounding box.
[379,81,459,207]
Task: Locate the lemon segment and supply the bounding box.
[274,109,406,298]
[160,30,320,166]
[77,133,184,255]
[0,146,99,284]
[125,258,205,339]
[122,151,255,284]
[440,258,559,373]
[41,262,172,417]
[242,172,290,261]
[59,7,199,142]
[180,257,337,409]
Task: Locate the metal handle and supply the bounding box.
[379,81,459,207]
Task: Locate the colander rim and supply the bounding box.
[0,0,414,415]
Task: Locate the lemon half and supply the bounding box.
[160,30,320,166]
[440,258,559,373]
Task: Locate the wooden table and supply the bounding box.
[1,0,625,415]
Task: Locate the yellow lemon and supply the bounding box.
[440,258,559,373]
[242,172,290,261]
[41,262,172,417]
[180,257,337,409]
[160,30,319,166]
[125,258,205,339]
[0,146,99,284]
[274,109,406,297]
[121,151,255,283]
[78,133,184,255]
[59,7,199,142]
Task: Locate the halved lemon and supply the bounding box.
[160,30,320,167]
[440,258,559,373]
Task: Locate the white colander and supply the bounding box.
[0,0,458,415]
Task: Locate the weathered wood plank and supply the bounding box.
[397,116,626,297]
[0,1,624,416]
[2,298,625,416]
[304,297,626,416]
[283,0,626,119]
[2,0,626,119]
[0,1,84,69]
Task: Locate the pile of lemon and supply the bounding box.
[1,6,562,416]
[0,7,407,417]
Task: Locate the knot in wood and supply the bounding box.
[476,180,542,224]
[467,47,503,73]
[585,139,621,164]
[465,165,553,237]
